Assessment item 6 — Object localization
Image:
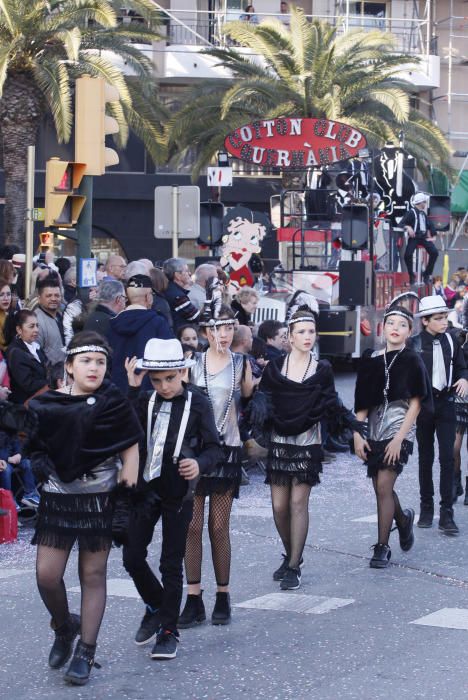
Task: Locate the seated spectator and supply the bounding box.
[83,279,126,340]
[6,310,48,404]
[257,319,288,361]
[448,299,464,329]
[231,287,259,326]
[177,324,199,350]
[0,433,40,509]
[444,277,459,308]
[149,267,173,329]
[432,275,446,300]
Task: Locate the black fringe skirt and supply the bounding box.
[31,491,113,552]
[365,439,413,479]
[455,399,468,434]
[196,445,243,499]
[265,442,323,487]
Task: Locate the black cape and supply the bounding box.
[28,380,143,483]
[354,347,432,413]
[258,357,360,437]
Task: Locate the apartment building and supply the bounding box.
[2,1,465,260]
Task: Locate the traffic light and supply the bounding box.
[39,232,54,249]
[75,75,120,175]
[44,158,86,228]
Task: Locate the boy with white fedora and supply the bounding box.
[122,338,221,660]
[408,296,468,534]
[401,192,438,285]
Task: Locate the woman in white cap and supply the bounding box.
[400,193,438,285]
[179,303,254,626]
[408,295,468,535]
[354,294,431,568]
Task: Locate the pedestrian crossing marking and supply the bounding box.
[410,608,468,631]
[351,513,439,523]
[69,578,140,599]
[232,505,272,518]
[235,593,354,615]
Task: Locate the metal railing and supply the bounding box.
[160,7,432,56]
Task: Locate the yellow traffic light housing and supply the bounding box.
[44,158,87,228]
[75,75,120,176]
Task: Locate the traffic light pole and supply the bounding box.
[75,175,93,288]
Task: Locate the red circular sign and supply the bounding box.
[225,118,367,170]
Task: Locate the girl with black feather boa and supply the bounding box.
[353,297,431,569]
[27,331,142,686]
[255,302,363,591]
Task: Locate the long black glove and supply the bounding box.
[110,481,138,547]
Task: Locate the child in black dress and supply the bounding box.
[353,296,431,568]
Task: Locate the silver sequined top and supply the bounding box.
[271,354,321,447]
[43,455,121,495]
[367,350,415,443]
[191,352,243,447]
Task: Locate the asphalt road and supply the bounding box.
[1,373,468,700]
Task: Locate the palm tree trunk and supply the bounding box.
[0,74,43,250]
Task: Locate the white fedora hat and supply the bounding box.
[136,338,195,370]
[415,295,449,317]
[412,192,427,206]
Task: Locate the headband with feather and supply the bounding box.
[286,291,319,326]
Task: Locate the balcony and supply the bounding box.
[154,7,439,88]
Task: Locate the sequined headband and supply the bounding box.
[383,309,413,323]
[287,316,316,326]
[199,318,236,328]
[67,345,109,356]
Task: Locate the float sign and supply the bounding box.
[224,117,367,170]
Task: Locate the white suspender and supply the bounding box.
[173,391,192,463]
[146,390,193,462]
[445,332,454,388]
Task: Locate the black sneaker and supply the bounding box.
[135,607,160,645]
[150,629,179,660]
[370,544,391,569]
[398,508,415,552]
[439,510,459,536]
[417,506,433,528]
[280,567,301,590]
[273,555,304,581]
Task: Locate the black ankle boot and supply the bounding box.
[178,592,206,629]
[48,614,81,669]
[464,478,468,506]
[212,592,231,625]
[64,639,99,685]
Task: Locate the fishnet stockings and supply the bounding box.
[184,488,235,587]
[36,544,111,645]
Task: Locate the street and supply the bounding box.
[1,372,468,700]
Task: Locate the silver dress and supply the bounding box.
[365,351,415,477]
[191,351,244,495]
[267,356,323,487]
[33,455,121,551]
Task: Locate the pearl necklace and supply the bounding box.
[284,352,313,382]
[203,350,236,441]
[381,347,405,426]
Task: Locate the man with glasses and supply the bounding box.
[108,275,173,391]
[163,258,201,330]
[103,254,127,282]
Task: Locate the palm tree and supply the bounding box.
[0,0,168,248]
[170,9,450,180]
